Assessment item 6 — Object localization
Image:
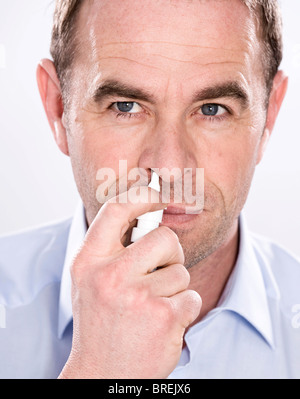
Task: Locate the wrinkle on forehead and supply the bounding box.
[93,40,244,53]
[82,31,256,61]
[73,0,263,106]
[77,0,259,56]
[79,36,254,78]
[95,41,249,62]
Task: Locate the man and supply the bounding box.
[0,0,299,379]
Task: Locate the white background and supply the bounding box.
[0,0,299,257]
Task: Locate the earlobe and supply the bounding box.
[53,118,69,156]
[36,59,69,156]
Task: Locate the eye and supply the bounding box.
[112,102,142,113]
[200,104,227,116]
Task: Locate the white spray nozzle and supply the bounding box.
[131,170,164,242]
[148,169,160,191]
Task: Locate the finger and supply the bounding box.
[84,186,168,256]
[170,290,202,330]
[126,225,185,274]
[144,263,190,297]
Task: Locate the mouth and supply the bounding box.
[161,205,203,227]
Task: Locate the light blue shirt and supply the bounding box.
[0,202,300,379]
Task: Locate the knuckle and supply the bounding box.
[156,226,184,262]
[69,242,100,286]
[70,253,87,287]
[102,201,124,219]
[172,264,190,287]
[122,285,149,311]
[156,299,176,326]
[98,258,128,295]
[156,226,180,251]
[157,225,179,242]
[182,290,202,323]
[70,251,118,292]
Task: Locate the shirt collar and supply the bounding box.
[58,201,87,339]
[216,212,275,348]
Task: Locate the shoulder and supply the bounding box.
[0,217,72,306]
[0,217,72,259]
[0,216,72,245]
[250,231,300,305]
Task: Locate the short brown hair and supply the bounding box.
[50,0,283,101]
[50,0,83,97]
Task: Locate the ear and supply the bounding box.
[256,70,288,165]
[36,59,69,156]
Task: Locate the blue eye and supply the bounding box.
[113,102,142,113]
[116,102,134,112]
[201,104,223,116]
[200,103,229,118]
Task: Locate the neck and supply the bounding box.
[187,218,240,327]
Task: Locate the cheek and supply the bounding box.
[68,121,145,199]
[205,134,258,210]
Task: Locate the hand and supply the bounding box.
[59,186,202,379]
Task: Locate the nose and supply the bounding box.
[138,115,198,189]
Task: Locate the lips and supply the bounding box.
[161,205,203,226]
[163,206,186,215]
[163,205,203,215]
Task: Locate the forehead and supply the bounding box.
[74,0,262,94]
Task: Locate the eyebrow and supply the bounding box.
[93,79,155,104]
[92,79,249,108]
[192,81,249,108]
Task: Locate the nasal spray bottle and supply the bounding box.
[131,170,164,242]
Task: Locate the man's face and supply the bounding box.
[64,0,269,267]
